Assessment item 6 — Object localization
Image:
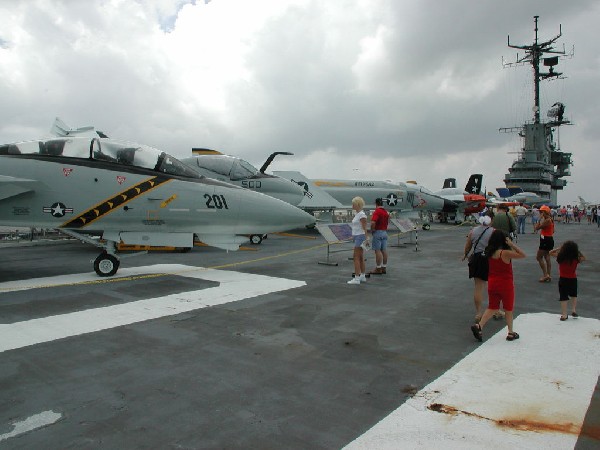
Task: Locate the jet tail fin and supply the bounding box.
[465,174,483,195]
[273,171,344,211]
[442,178,457,189]
[192,148,223,155]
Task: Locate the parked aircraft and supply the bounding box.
[429,174,487,222]
[488,186,552,207]
[52,118,306,208]
[576,196,598,209]
[0,136,315,276]
[435,174,486,212]
[180,149,306,206]
[274,171,456,228]
[401,175,485,223]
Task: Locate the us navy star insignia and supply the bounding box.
[43,202,74,218]
[386,193,398,206]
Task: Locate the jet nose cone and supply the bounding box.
[272,179,306,206]
[239,190,315,233]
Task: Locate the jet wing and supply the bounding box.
[0,175,40,201]
[273,171,344,210]
[486,198,520,207]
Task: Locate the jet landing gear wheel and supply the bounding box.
[249,234,263,245]
[422,223,431,231]
[94,252,120,277]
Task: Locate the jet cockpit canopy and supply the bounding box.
[191,155,259,180]
[1,137,201,178]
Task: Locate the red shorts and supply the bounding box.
[487,284,515,311]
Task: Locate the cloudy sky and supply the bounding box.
[1,0,598,205]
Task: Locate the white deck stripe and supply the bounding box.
[0,411,62,442]
[345,313,600,450]
[0,264,305,353]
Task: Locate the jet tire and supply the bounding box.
[249,234,263,245]
[422,223,431,231]
[94,253,120,277]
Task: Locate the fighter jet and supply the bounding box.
[51,118,307,208]
[428,174,487,222]
[488,186,552,207]
[0,136,315,276]
[180,149,306,206]
[273,171,456,226]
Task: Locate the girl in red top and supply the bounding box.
[471,229,526,342]
[550,241,586,321]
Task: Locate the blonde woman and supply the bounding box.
[348,196,369,284]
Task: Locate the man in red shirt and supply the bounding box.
[369,198,390,274]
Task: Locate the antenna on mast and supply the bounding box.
[504,16,572,124]
[499,16,574,206]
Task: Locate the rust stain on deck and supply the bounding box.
[428,403,589,437]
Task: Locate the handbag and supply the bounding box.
[468,227,489,265]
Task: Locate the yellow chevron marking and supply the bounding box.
[161,194,177,208]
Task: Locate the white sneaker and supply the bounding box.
[359,274,367,282]
[347,278,360,285]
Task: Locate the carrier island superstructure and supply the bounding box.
[500,16,573,205]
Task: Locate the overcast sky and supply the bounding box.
[1,0,598,205]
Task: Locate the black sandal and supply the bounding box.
[506,332,520,341]
[471,324,482,342]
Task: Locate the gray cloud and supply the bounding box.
[0,0,597,203]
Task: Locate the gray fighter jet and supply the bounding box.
[274,172,456,219]
[181,149,306,207]
[51,118,307,207]
[0,136,315,276]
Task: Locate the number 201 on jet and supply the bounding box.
[204,194,229,209]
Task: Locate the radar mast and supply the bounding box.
[500,16,574,205]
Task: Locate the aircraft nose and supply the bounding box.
[273,178,306,206]
[238,190,315,233]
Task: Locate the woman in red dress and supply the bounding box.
[471,229,526,342]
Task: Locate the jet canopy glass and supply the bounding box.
[0,137,200,178]
[193,155,259,180]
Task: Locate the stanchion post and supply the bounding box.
[414,227,419,252]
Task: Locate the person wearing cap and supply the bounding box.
[534,205,555,282]
[491,204,517,240]
[463,213,494,322]
[369,197,389,275]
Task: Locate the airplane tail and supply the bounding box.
[273,171,343,211]
[506,186,524,196]
[442,178,457,189]
[465,174,483,195]
[192,148,223,155]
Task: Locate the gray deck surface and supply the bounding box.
[0,221,598,449]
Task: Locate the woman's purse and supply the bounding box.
[468,227,489,266]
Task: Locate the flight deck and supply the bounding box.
[0,222,598,449]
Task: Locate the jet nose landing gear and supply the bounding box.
[94,251,120,277]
